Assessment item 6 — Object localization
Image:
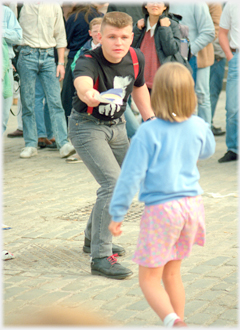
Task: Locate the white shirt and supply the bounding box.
[146,17,157,38]
[219,3,239,49]
[19,3,67,49]
[91,41,100,50]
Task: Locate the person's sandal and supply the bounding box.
[38,138,46,148]
[66,153,82,163]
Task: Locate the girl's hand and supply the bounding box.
[109,221,123,237]
[137,18,145,30]
[160,17,171,27]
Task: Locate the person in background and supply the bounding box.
[170,2,215,126]
[61,4,103,126]
[17,3,75,159]
[208,3,226,136]
[109,62,215,327]
[69,11,155,280]
[2,4,22,133]
[218,2,239,163]
[67,16,103,163]
[132,2,192,95]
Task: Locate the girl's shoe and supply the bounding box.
[173,319,187,327]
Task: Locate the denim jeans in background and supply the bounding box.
[190,55,211,125]
[68,110,129,259]
[189,55,197,85]
[195,66,211,126]
[17,46,68,148]
[124,99,140,139]
[225,52,238,154]
[35,76,53,139]
[2,61,13,133]
[210,58,226,123]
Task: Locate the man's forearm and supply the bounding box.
[57,47,65,64]
[74,76,100,107]
[132,84,155,121]
[219,27,233,61]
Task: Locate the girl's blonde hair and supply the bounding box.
[151,62,197,122]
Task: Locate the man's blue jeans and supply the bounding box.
[124,100,139,139]
[210,58,226,123]
[225,52,238,154]
[68,110,129,259]
[35,76,53,139]
[189,55,211,125]
[17,46,68,148]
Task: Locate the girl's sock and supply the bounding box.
[163,313,180,327]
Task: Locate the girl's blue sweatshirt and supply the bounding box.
[109,116,215,223]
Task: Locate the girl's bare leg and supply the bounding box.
[162,260,185,320]
[139,265,175,321]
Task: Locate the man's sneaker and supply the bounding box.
[91,255,133,279]
[59,142,75,158]
[20,147,38,158]
[218,151,238,163]
[211,126,225,136]
[83,237,125,256]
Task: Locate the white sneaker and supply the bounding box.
[20,147,38,158]
[59,142,75,158]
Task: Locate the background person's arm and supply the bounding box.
[132,84,155,121]
[218,27,233,62]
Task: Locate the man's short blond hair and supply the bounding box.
[89,17,103,30]
[151,62,197,122]
[101,11,133,32]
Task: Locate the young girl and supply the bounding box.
[109,62,215,327]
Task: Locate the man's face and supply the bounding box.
[98,24,133,63]
[89,24,101,45]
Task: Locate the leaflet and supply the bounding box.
[94,88,123,105]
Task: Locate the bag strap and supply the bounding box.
[129,47,139,79]
[84,54,99,115]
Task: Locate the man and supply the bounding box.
[2,4,22,133]
[17,3,75,159]
[170,2,215,126]
[218,2,238,163]
[209,3,226,136]
[69,12,155,279]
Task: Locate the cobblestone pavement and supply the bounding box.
[2,91,238,327]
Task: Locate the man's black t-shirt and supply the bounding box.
[72,46,145,121]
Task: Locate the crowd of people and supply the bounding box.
[2,2,238,328]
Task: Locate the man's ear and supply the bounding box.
[98,32,102,44]
[89,30,92,37]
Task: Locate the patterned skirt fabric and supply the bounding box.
[132,196,205,268]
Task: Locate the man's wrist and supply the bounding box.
[58,62,65,66]
[146,116,156,121]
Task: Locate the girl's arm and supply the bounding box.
[109,134,149,224]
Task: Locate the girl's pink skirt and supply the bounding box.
[132,196,205,268]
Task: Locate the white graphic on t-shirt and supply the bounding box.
[98,75,132,117]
